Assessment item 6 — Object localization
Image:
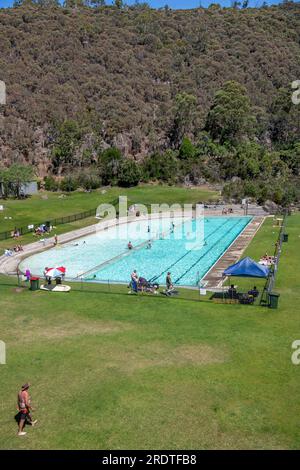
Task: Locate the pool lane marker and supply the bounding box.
[149,218,234,283]
[77,222,183,279]
[174,218,247,285]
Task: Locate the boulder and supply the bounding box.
[263,200,278,214]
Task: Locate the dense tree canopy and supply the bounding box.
[205,81,254,144]
[0,3,300,205]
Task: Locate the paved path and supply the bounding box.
[0,223,99,275]
[202,216,265,288]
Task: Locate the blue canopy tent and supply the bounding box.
[223,257,269,278]
[222,257,270,304]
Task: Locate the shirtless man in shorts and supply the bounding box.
[17,383,37,436]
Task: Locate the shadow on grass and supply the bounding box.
[0,278,217,305]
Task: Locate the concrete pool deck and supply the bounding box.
[202,216,265,288]
[0,211,266,288]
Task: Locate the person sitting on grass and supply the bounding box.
[248,286,259,298]
[138,277,159,294]
[13,229,20,239]
[138,276,148,292]
[228,284,237,299]
[16,383,37,436]
[34,227,42,236]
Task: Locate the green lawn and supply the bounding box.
[0,184,219,232]
[0,213,299,449]
[0,184,219,251]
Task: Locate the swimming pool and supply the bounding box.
[20,216,251,287]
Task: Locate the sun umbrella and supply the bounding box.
[45,266,66,278]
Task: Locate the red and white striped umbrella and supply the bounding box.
[45,266,66,278]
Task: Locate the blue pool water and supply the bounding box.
[20,216,251,287]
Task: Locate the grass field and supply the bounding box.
[0,211,299,449]
[0,185,219,232]
[0,185,219,251]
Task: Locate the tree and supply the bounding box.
[44,176,59,191]
[85,0,105,6]
[169,92,197,148]
[0,164,35,199]
[36,0,60,5]
[114,0,123,9]
[0,168,11,199]
[63,0,85,7]
[225,142,262,180]
[37,0,60,5]
[52,120,82,175]
[60,175,79,192]
[14,0,59,5]
[205,80,254,144]
[98,147,122,185]
[13,0,34,6]
[118,160,141,187]
[132,1,150,10]
[179,137,197,160]
[143,150,178,182]
[269,87,300,144]
[278,143,300,176]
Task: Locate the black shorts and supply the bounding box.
[19,412,28,420]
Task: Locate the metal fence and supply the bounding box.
[4,274,204,303]
[0,196,135,241]
[0,207,98,241]
[260,210,288,304]
[268,211,287,292]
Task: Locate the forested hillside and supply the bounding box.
[0,2,300,204]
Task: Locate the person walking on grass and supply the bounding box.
[17,383,37,436]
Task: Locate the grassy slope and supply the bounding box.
[0,213,299,449]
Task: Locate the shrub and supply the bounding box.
[60,175,80,192]
[118,160,141,187]
[44,176,59,191]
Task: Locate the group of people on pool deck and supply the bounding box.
[129,270,178,296]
